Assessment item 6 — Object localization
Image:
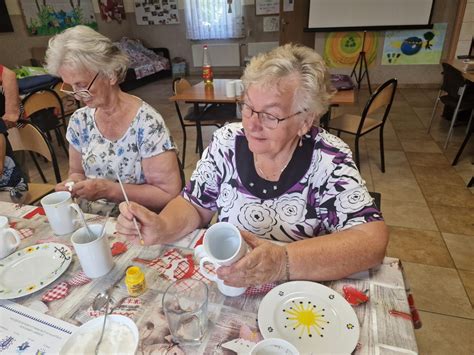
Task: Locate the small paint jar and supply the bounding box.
[125,266,147,297]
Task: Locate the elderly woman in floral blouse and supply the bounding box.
[117,44,388,287]
[45,26,182,216]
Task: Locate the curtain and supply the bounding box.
[184,0,245,40]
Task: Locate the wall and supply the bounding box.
[455,0,474,56]
[314,0,459,86]
[0,0,463,85]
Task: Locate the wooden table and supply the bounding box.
[169,79,355,155]
[446,59,474,82]
[0,201,418,354]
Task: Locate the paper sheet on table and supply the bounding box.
[0,300,77,354]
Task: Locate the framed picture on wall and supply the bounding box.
[256,0,279,16]
[0,0,14,32]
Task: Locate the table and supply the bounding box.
[0,201,418,354]
[169,79,355,155]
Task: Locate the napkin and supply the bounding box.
[41,271,91,302]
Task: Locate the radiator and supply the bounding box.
[192,43,241,67]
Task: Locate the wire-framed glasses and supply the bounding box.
[238,101,306,129]
[60,72,99,99]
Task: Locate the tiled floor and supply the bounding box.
[30,77,473,354]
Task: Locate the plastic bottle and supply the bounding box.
[202,44,214,86]
[125,266,147,297]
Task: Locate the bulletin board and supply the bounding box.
[134,0,180,25]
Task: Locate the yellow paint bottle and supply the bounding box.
[125,266,147,297]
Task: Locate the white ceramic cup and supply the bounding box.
[199,222,248,297]
[71,224,114,278]
[41,191,82,235]
[0,216,21,259]
[234,79,244,97]
[250,338,299,355]
[225,80,236,97]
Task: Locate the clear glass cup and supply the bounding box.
[162,279,208,344]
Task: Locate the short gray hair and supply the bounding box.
[242,43,334,121]
[45,25,129,82]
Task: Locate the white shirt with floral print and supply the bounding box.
[66,101,176,216]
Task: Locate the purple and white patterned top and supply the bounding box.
[183,123,383,242]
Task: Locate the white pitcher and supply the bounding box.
[0,216,21,259]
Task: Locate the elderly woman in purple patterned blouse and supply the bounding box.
[117,44,389,287]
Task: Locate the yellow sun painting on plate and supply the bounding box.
[283,300,329,339]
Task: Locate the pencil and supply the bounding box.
[115,172,145,245]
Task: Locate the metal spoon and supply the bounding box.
[92,291,110,355]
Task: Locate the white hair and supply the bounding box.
[242,43,335,121]
[45,25,129,82]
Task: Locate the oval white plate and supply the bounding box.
[0,243,72,299]
[60,315,139,355]
[258,281,360,354]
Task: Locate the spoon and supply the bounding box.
[92,291,111,355]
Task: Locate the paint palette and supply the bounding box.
[257,281,360,354]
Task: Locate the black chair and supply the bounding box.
[327,78,398,172]
[427,63,474,149]
[173,78,239,167]
[22,88,69,158]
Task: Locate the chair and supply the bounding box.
[427,62,474,149]
[7,120,61,205]
[173,78,239,167]
[327,78,398,172]
[22,88,69,158]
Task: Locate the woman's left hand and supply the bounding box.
[72,178,112,201]
[216,231,287,288]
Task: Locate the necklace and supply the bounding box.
[254,152,293,181]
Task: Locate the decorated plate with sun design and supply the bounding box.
[0,243,72,299]
[257,281,360,354]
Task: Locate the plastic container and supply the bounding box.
[125,266,147,297]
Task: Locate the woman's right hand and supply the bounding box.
[117,201,163,245]
[55,176,85,194]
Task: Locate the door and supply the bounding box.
[279,0,315,47]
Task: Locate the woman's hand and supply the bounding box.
[55,175,86,193]
[116,201,163,245]
[72,178,112,200]
[216,231,287,287]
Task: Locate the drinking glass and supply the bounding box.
[162,279,208,344]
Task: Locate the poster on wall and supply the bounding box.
[323,32,378,68]
[255,0,279,16]
[0,0,14,32]
[382,23,447,65]
[19,0,97,36]
[134,0,179,25]
[99,0,126,24]
[263,16,279,32]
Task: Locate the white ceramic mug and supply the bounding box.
[250,338,299,355]
[199,222,248,297]
[234,79,244,97]
[225,80,236,97]
[41,191,82,235]
[0,216,21,259]
[71,224,114,278]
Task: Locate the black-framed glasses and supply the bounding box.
[238,101,306,129]
[60,72,99,99]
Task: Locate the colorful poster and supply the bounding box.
[19,0,97,36]
[134,0,179,25]
[382,23,447,65]
[98,0,126,24]
[324,32,378,68]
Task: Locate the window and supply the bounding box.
[184,0,245,40]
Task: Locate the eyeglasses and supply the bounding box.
[238,101,306,129]
[60,72,99,99]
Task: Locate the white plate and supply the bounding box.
[60,315,139,355]
[258,281,360,354]
[0,243,72,299]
